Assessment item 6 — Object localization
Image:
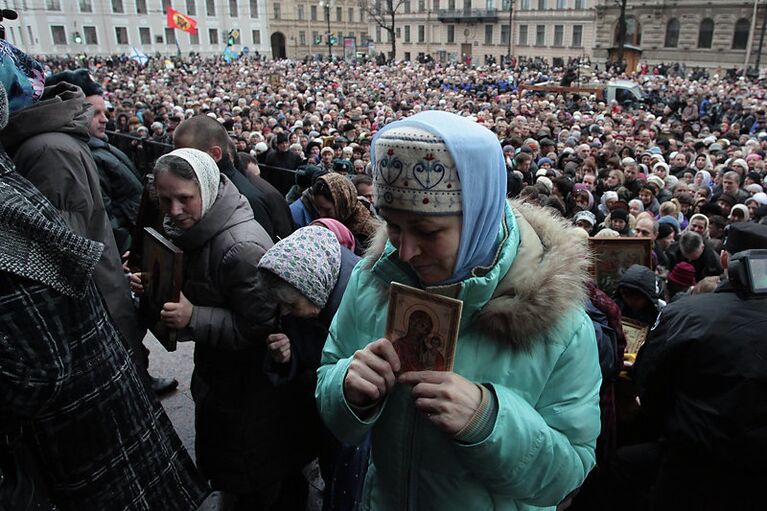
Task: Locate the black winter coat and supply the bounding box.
[633,281,767,507]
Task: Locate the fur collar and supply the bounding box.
[364,200,591,350]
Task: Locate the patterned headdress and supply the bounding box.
[372,126,462,215]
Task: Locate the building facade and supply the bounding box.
[593,0,767,70]
[265,0,371,59]
[368,0,596,64]
[2,0,271,57]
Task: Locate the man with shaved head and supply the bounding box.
[174,115,276,240]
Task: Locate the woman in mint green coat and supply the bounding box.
[316,111,601,511]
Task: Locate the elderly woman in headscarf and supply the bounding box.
[130,148,292,508]
[311,172,381,253]
[316,111,601,511]
[258,226,366,511]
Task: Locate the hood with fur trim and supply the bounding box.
[365,200,591,350]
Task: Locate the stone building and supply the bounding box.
[369,0,596,64]
[593,0,767,70]
[265,0,371,59]
[2,0,271,57]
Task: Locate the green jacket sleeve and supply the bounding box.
[454,310,602,507]
[316,266,387,446]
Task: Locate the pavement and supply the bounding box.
[145,334,323,511]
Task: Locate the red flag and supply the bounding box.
[166,7,198,34]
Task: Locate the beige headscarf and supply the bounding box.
[157,148,220,212]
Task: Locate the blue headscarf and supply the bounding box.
[0,39,44,116]
[372,111,507,283]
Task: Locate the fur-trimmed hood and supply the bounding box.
[365,200,591,350]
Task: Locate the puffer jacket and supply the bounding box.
[171,175,305,493]
[316,201,602,511]
[0,82,145,364]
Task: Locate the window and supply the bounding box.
[27,26,34,45]
[614,16,641,46]
[554,24,563,46]
[79,0,92,12]
[298,5,304,20]
[572,24,582,47]
[519,24,528,45]
[535,24,545,45]
[349,7,354,21]
[136,0,147,13]
[520,0,529,10]
[162,0,171,13]
[447,24,454,43]
[360,9,364,21]
[537,0,545,10]
[418,25,425,42]
[190,30,199,44]
[556,0,564,8]
[209,28,218,44]
[115,26,129,45]
[433,0,440,9]
[336,6,342,20]
[250,0,258,17]
[299,31,306,45]
[448,0,455,10]
[484,24,493,44]
[337,31,343,40]
[733,18,750,50]
[164,27,176,44]
[312,31,318,44]
[405,25,410,43]
[140,27,151,44]
[112,0,124,13]
[50,25,66,44]
[273,3,280,18]
[206,0,215,16]
[664,18,680,48]
[404,0,410,13]
[155,35,164,43]
[186,0,196,15]
[252,29,261,44]
[229,0,238,16]
[418,0,425,11]
[698,18,714,49]
[502,0,511,8]
[487,0,493,9]
[83,26,98,44]
[574,0,582,8]
[463,0,470,9]
[376,26,381,43]
[46,0,60,10]
[501,24,510,45]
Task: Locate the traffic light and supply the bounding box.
[329,33,337,45]
[73,31,83,44]
[314,34,322,45]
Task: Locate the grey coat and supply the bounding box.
[0,83,145,361]
[169,176,293,492]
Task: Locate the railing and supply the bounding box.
[106,130,300,194]
[437,8,499,22]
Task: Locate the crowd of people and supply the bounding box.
[2,41,766,511]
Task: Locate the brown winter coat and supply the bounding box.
[0,83,145,359]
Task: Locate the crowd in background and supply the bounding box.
[3,46,767,511]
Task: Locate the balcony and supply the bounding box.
[437,8,499,23]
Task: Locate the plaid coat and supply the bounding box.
[0,158,209,510]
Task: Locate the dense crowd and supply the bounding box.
[2,43,767,511]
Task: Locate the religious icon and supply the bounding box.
[386,282,462,372]
[141,227,184,352]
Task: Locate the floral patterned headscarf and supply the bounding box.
[317,172,379,243]
[258,226,342,308]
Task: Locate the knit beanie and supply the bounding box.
[372,125,461,215]
[611,208,629,222]
[667,262,696,288]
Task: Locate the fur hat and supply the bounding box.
[372,125,461,215]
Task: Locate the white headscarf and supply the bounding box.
[157,148,220,218]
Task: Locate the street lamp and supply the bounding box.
[319,0,334,58]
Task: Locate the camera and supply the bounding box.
[728,249,767,297]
